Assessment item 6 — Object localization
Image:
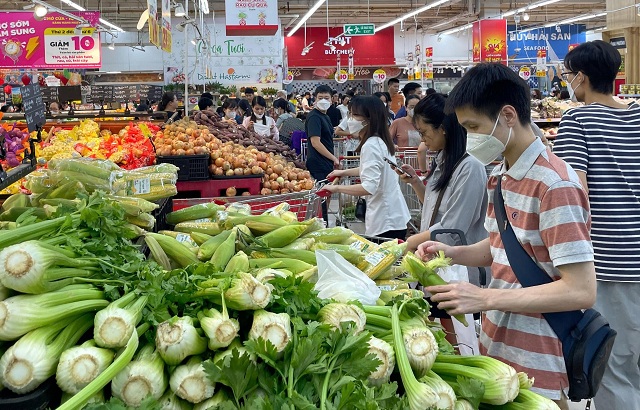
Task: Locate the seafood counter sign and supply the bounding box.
[225,0,278,36]
[0,11,101,69]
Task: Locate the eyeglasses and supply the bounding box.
[561,71,577,81]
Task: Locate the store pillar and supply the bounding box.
[604,0,640,84]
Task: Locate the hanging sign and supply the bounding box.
[407,52,414,80]
[519,66,531,80]
[373,69,386,84]
[161,0,171,52]
[0,11,101,68]
[347,49,355,80]
[225,0,278,36]
[472,19,507,64]
[21,84,45,132]
[335,69,348,84]
[424,47,433,79]
[283,70,294,84]
[147,0,160,47]
[414,44,421,80]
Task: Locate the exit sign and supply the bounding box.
[343,24,375,36]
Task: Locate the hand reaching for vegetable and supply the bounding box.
[247,121,255,131]
[426,281,486,315]
[416,241,454,262]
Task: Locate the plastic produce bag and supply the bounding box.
[438,264,480,356]
[314,250,381,305]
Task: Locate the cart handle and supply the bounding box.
[430,229,488,287]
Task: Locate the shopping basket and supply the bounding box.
[172,181,331,222]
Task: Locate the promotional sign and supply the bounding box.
[225,0,278,36]
[519,66,531,80]
[161,0,172,52]
[610,37,626,49]
[148,0,160,47]
[343,24,375,36]
[407,52,414,80]
[335,69,348,84]
[283,70,294,84]
[472,22,481,62]
[373,69,386,83]
[472,19,507,64]
[424,47,433,79]
[348,49,355,80]
[285,27,395,67]
[414,44,421,80]
[536,49,547,72]
[0,11,101,68]
[508,25,586,62]
[21,84,45,132]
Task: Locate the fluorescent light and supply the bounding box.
[57,0,124,32]
[502,0,563,18]
[99,18,124,32]
[520,11,607,32]
[106,71,121,74]
[375,0,450,32]
[175,3,185,17]
[60,0,84,11]
[287,0,326,37]
[440,23,473,36]
[523,12,530,20]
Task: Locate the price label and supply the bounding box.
[194,218,215,223]
[283,70,294,85]
[364,249,389,266]
[350,240,372,252]
[44,29,100,66]
[372,69,387,84]
[335,69,348,84]
[175,233,198,247]
[132,178,151,195]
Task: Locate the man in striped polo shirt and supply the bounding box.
[417,63,596,408]
[554,40,640,410]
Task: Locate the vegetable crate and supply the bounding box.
[336,156,362,228]
[172,188,324,221]
[156,154,210,181]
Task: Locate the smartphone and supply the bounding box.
[384,158,408,176]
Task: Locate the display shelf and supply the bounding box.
[176,177,262,198]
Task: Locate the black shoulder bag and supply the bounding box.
[494,178,616,401]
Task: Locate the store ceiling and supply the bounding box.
[1,0,608,35]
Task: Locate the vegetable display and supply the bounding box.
[0,192,559,409]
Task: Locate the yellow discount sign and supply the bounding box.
[373,69,387,84]
[335,69,348,84]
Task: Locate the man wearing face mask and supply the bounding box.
[415,63,596,408]
[305,85,339,222]
[553,41,640,410]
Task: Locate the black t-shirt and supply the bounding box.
[326,105,342,127]
[305,109,334,174]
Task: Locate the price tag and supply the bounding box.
[364,249,389,266]
[335,69,348,84]
[175,233,198,247]
[349,240,372,253]
[44,28,100,66]
[372,69,387,84]
[378,285,394,291]
[194,218,215,223]
[132,178,151,195]
[283,70,294,85]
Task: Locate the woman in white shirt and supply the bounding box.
[242,96,279,141]
[324,95,410,239]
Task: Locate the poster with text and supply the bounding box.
[161,0,171,52]
[225,0,278,36]
[0,11,101,68]
[479,19,507,64]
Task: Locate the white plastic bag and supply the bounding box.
[438,265,480,356]
[314,250,381,305]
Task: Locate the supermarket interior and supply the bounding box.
[0,0,638,408]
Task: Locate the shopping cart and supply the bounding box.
[300,137,348,163]
[335,155,362,228]
[172,181,330,222]
[395,148,439,233]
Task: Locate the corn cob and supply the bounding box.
[190,232,213,246]
[282,238,316,250]
[126,213,155,230]
[145,234,172,270]
[249,258,313,275]
[126,185,177,202]
[344,234,378,253]
[279,211,299,223]
[301,217,325,236]
[362,243,408,280]
[251,249,316,265]
[0,207,49,222]
[261,202,290,217]
[158,231,199,248]
[145,233,199,268]
[375,280,410,291]
[229,215,288,235]
[174,221,222,236]
[135,163,180,174]
[226,203,252,216]
[257,223,308,248]
[312,243,365,264]
[49,159,114,179]
[379,289,424,303]
[49,181,86,200]
[211,229,237,271]
[198,230,233,261]
[302,227,353,244]
[224,251,250,274]
[56,171,111,192]
[1,193,31,212]
[375,265,405,281]
[105,196,159,213]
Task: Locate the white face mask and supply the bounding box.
[347,118,366,135]
[255,113,264,119]
[566,73,582,103]
[227,111,236,118]
[315,99,332,111]
[407,108,415,117]
[466,114,512,166]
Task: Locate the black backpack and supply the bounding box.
[494,179,616,400]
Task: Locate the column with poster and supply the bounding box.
[161,0,172,52]
[424,47,434,79]
[148,0,160,47]
[348,49,355,80]
[414,44,422,80]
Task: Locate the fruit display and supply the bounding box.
[190,110,303,167]
[531,98,582,119]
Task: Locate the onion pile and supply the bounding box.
[153,122,214,157]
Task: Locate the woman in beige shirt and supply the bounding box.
[389,95,421,147]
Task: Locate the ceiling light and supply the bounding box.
[174,3,186,16]
[523,12,530,21]
[55,0,124,31]
[108,39,115,50]
[376,0,450,32]
[191,38,197,45]
[106,71,121,74]
[440,23,473,36]
[99,18,124,32]
[287,0,326,37]
[502,0,563,18]
[34,4,47,17]
[137,9,150,30]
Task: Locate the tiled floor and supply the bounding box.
[569,401,595,410]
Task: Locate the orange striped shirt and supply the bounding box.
[480,138,594,400]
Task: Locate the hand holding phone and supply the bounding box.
[384,157,408,176]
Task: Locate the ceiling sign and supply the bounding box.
[225,0,278,36]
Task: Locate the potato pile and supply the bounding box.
[190,110,304,168]
[153,121,214,157]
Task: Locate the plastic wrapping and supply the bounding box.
[314,250,381,305]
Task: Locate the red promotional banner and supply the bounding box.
[472,22,481,62]
[285,27,395,68]
[479,19,507,64]
[0,11,101,69]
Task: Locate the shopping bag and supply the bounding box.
[355,198,366,221]
[314,250,381,305]
[438,264,480,356]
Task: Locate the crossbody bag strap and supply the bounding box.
[428,153,469,227]
[494,177,583,341]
